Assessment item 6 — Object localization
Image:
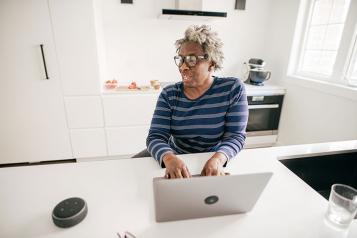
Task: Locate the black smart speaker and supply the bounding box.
[52,197,88,228]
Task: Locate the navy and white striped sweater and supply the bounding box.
[146,77,248,166]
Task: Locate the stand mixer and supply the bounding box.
[244,58,271,86]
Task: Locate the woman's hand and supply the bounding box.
[163,153,191,179]
[201,152,228,176]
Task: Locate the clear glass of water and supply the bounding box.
[325,184,357,229]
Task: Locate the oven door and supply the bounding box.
[246,95,284,136]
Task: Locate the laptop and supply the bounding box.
[153,172,273,222]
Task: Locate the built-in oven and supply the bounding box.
[245,94,284,148]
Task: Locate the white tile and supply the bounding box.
[70,129,107,158]
[65,96,104,128]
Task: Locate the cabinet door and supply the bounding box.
[70,129,107,158]
[106,126,150,156]
[103,94,159,126]
[49,0,101,96]
[0,0,72,164]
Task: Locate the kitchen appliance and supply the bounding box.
[244,58,271,86]
[244,91,285,148]
[160,0,227,20]
[52,197,88,228]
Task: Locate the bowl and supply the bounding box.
[249,70,271,84]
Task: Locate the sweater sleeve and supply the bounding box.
[146,89,174,167]
[216,81,248,162]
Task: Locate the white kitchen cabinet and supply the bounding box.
[70,129,107,158]
[49,0,102,96]
[103,94,158,126]
[106,126,150,156]
[0,0,72,164]
[64,96,104,129]
[102,93,159,156]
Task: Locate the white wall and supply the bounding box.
[95,0,275,85]
[95,0,357,146]
[265,0,357,145]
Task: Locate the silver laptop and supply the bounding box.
[153,172,273,222]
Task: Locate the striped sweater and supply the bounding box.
[146,77,248,167]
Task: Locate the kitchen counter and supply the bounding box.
[244,82,286,96]
[102,81,286,96]
[1,140,356,238]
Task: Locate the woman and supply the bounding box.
[146,25,248,178]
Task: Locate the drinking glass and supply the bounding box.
[324,184,357,229]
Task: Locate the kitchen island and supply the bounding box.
[0,140,356,238]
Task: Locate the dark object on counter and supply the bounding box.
[249,69,271,85]
[121,0,133,4]
[52,197,88,228]
[235,0,246,10]
[248,58,265,66]
[244,58,271,86]
[117,231,137,238]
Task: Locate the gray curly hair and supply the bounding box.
[175,25,224,71]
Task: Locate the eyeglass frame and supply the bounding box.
[173,54,209,68]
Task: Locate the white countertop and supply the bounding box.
[244,82,286,96]
[101,81,286,96]
[0,140,356,238]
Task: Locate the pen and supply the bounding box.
[125,231,136,238]
[116,231,136,238]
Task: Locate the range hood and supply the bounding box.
[160,0,227,20]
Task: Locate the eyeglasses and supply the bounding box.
[174,54,208,68]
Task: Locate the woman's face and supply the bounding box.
[178,42,213,88]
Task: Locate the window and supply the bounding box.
[300,0,350,76]
[346,42,357,86]
[351,53,357,79]
[292,0,357,87]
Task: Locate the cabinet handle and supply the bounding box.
[40,44,49,80]
[248,104,279,109]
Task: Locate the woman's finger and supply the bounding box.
[182,167,191,178]
[205,168,213,176]
[212,169,219,176]
[175,170,183,178]
[169,171,176,179]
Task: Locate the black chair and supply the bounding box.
[131,149,151,158]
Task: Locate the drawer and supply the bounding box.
[70,129,107,158]
[103,94,158,126]
[65,96,104,128]
[106,126,150,156]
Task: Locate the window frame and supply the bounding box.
[345,30,357,85]
[290,0,357,87]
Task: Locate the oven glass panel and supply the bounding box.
[247,108,279,132]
